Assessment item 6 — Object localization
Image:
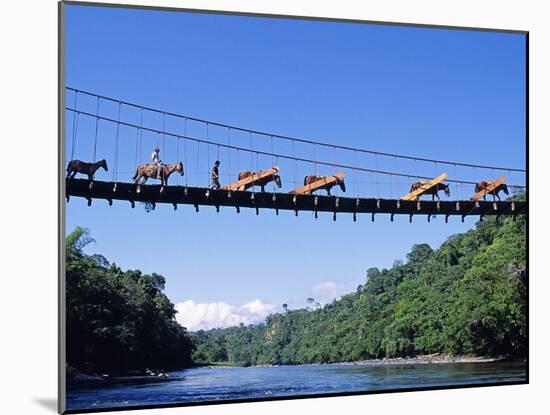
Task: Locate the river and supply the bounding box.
[66,361,526,411]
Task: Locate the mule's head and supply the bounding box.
[502,183,509,195]
[177,161,184,176]
[274,174,282,188]
[101,159,109,171]
[443,184,451,197]
[338,178,346,193]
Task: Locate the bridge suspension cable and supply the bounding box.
[66,87,526,174]
[66,107,526,190]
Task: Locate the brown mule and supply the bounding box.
[66,159,108,180]
[304,175,346,196]
[133,162,184,187]
[409,181,450,201]
[237,171,282,192]
[474,180,509,201]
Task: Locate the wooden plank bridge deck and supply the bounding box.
[66,179,526,219]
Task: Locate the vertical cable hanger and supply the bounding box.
[454,163,459,200]
[196,140,200,187]
[354,150,358,196]
[92,96,100,162]
[70,111,79,163]
[206,123,210,186]
[271,135,275,192]
[113,102,122,182]
[134,126,139,169]
[313,144,317,176]
[375,153,379,198]
[176,129,181,185]
[274,155,279,192]
[207,143,211,187]
[132,105,140,170]
[69,91,79,162]
[184,117,188,185]
[138,108,143,164]
[162,112,166,153]
[394,156,399,199]
[217,145,221,182]
[236,148,240,180]
[271,135,275,166]
[228,128,232,181]
[249,131,254,171]
[473,165,477,201]
[292,139,296,186]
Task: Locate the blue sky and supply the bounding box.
[65,5,526,330]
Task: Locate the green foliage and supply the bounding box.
[193,214,527,365]
[66,227,194,373]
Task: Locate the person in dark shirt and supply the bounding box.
[211,160,221,189]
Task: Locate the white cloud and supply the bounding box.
[312,281,349,303]
[175,299,276,331]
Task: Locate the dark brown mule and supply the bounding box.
[133,162,184,187]
[474,180,509,201]
[304,175,346,196]
[237,171,282,192]
[409,181,450,201]
[66,159,108,180]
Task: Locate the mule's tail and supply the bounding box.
[410,183,415,192]
[304,176,307,186]
[66,161,72,173]
[132,167,139,180]
[474,183,480,193]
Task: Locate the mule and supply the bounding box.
[409,181,450,201]
[66,159,108,180]
[133,162,184,187]
[474,180,509,201]
[304,175,346,196]
[237,171,282,192]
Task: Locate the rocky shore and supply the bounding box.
[325,354,508,366]
[200,354,511,369]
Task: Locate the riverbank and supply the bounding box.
[325,354,509,366]
[200,354,514,369]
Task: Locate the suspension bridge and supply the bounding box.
[64,87,527,221]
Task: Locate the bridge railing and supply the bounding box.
[65,87,527,201]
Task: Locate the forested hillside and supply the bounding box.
[193,212,526,366]
[66,227,194,373]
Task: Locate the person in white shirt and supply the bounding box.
[152,146,162,178]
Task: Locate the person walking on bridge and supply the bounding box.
[211,160,221,190]
[151,146,162,179]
